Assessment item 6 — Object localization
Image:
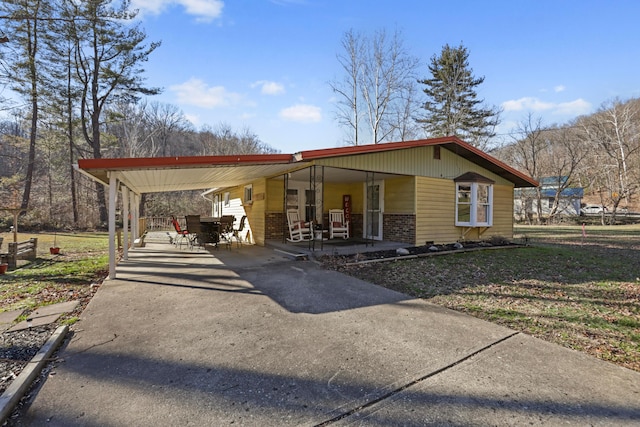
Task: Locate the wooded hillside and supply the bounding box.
[493,98,640,224]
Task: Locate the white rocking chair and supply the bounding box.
[329,209,349,239]
[287,209,313,242]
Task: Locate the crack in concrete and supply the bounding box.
[315,331,521,426]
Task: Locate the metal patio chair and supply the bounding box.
[232,215,247,247]
[184,215,204,250]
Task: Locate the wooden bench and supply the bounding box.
[0,238,38,270]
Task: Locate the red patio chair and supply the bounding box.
[171,216,191,249]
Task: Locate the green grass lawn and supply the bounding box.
[333,224,640,372]
[0,231,110,314]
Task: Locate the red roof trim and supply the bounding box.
[298,136,538,187]
[76,136,537,187]
[298,136,455,160]
[78,154,293,170]
[446,138,539,187]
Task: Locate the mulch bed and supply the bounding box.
[321,241,520,265]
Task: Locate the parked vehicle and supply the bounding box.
[580,205,606,215]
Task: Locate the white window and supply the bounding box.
[224,192,230,207]
[456,182,493,227]
[213,194,220,217]
[243,184,253,204]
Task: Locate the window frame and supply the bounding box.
[455,181,493,227]
[243,184,253,205]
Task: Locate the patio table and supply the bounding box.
[199,217,221,244]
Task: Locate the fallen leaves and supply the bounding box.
[324,239,640,372]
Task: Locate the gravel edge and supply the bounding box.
[0,325,68,424]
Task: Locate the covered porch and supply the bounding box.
[266,164,414,250]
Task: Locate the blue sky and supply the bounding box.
[132,0,640,153]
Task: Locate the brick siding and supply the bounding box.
[383,213,416,244]
[265,212,285,240]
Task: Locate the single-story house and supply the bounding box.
[514,176,584,220]
[77,136,538,278]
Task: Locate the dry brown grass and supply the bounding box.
[326,225,640,372]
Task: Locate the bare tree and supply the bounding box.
[330,28,419,145]
[329,29,364,146]
[146,101,191,157]
[360,28,419,144]
[106,100,155,158]
[579,98,640,221]
[500,114,546,223]
[388,81,422,141]
[542,124,590,221]
[198,123,276,156]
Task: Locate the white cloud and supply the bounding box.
[170,78,242,108]
[181,0,224,21]
[502,96,592,117]
[251,80,285,95]
[553,98,591,116]
[132,0,223,22]
[502,97,555,112]
[554,85,566,93]
[279,104,322,123]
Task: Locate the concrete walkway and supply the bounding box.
[21,243,640,426]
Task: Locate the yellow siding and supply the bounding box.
[415,177,515,244]
[266,179,284,212]
[315,146,514,186]
[486,185,514,240]
[416,177,457,244]
[323,182,362,212]
[247,179,266,245]
[384,176,415,214]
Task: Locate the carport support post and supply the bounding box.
[108,173,118,279]
[133,193,140,241]
[122,186,129,261]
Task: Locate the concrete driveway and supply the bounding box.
[20,244,640,426]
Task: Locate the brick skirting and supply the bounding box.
[383,213,415,244]
[266,211,415,244]
[265,212,285,240]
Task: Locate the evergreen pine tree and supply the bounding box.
[418,43,499,147]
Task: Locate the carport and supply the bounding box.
[76,154,304,279]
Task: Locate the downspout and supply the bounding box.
[202,191,214,217]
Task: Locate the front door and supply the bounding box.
[364,181,384,240]
[287,185,315,223]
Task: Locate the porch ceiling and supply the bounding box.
[76,156,305,194]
